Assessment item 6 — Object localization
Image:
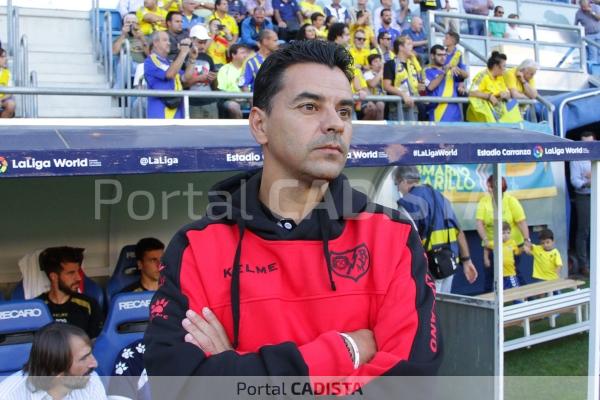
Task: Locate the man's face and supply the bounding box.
[144,0,157,9]
[332,0,341,5]
[382,10,392,25]
[395,179,414,195]
[411,17,423,32]
[494,7,504,17]
[582,134,596,142]
[541,238,555,252]
[217,0,229,13]
[251,63,353,182]
[400,0,408,8]
[182,0,195,13]
[254,9,266,24]
[432,49,447,67]
[502,230,511,243]
[370,57,383,72]
[60,335,97,390]
[261,32,279,52]
[168,14,184,34]
[581,1,592,12]
[55,262,82,295]
[354,31,367,49]
[154,32,171,56]
[379,34,392,49]
[337,27,350,45]
[138,249,164,282]
[443,34,454,47]
[193,37,209,53]
[233,47,249,63]
[314,15,324,28]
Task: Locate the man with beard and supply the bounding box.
[0,323,106,399]
[37,247,103,339]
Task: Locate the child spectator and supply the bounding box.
[0,48,16,118]
[526,228,563,282]
[483,221,521,289]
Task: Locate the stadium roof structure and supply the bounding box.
[0,120,599,178]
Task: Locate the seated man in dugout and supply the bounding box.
[120,237,165,293]
[0,323,107,399]
[37,247,103,339]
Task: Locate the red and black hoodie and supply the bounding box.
[144,169,441,394]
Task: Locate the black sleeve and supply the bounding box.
[383,60,396,82]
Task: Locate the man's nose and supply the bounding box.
[321,106,346,135]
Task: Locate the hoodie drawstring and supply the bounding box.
[230,219,245,349]
[319,209,337,291]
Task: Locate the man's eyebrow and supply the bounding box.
[80,349,92,361]
[291,92,354,108]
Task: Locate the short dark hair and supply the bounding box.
[487,51,507,69]
[253,40,354,114]
[215,0,227,7]
[581,131,596,140]
[311,12,325,23]
[380,7,391,17]
[539,228,554,241]
[23,323,91,391]
[446,31,460,44]
[229,43,248,56]
[325,15,336,25]
[377,31,388,42]
[367,53,382,65]
[0,48,5,58]
[430,44,444,55]
[327,22,347,42]
[135,238,165,261]
[486,175,508,192]
[502,221,511,232]
[166,11,183,23]
[494,5,504,13]
[39,247,85,277]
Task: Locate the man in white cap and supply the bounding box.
[186,24,219,118]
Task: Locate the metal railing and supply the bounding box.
[0,87,553,129]
[91,0,101,61]
[428,10,587,72]
[103,10,114,87]
[118,39,133,118]
[28,71,39,118]
[9,6,20,75]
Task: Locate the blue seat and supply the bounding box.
[93,291,154,378]
[11,276,106,313]
[106,245,139,305]
[0,300,53,376]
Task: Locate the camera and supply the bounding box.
[217,24,226,30]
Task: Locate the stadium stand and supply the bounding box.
[0,300,53,377]
[93,291,153,378]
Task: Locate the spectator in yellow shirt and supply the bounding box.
[467,51,522,123]
[160,0,182,11]
[310,12,327,39]
[349,28,371,70]
[211,0,240,43]
[217,44,250,118]
[525,228,563,282]
[504,59,538,116]
[483,222,522,290]
[300,0,323,24]
[350,10,376,49]
[208,18,231,66]
[0,48,15,118]
[137,0,168,36]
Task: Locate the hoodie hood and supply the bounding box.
[205,168,370,348]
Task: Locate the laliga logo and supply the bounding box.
[533,145,544,159]
[0,156,8,173]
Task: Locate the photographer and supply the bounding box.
[113,13,150,88]
[144,31,197,118]
[185,24,219,118]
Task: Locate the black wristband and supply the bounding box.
[460,256,471,262]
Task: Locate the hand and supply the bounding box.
[179,38,192,52]
[132,26,143,38]
[344,329,376,366]
[404,95,415,108]
[182,308,233,355]
[278,21,287,28]
[417,83,426,92]
[457,83,467,96]
[499,91,511,100]
[488,94,498,105]
[358,89,368,100]
[483,257,491,268]
[463,260,478,283]
[121,24,131,36]
[207,71,217,82]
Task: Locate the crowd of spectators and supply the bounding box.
[110,0,549,122]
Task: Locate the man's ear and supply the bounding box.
[48,272,58,284]
[137,260,143,271]
[248,106,269,145]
